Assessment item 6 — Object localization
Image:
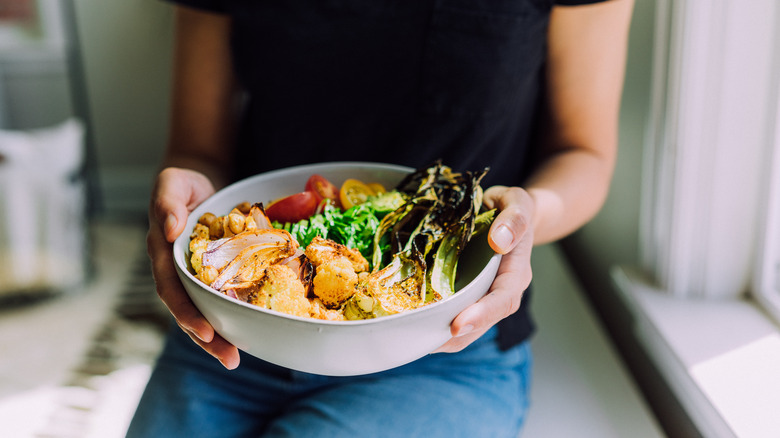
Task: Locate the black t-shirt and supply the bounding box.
[164,0,608,349]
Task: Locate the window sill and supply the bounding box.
[611,266,780,438]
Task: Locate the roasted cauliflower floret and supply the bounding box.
[189,224,210,274]
[309,298,346,321]
[305,236,369,273]
[246,265,311,317]
[312,257,359,308]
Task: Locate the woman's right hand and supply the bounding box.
[147,167,241,369]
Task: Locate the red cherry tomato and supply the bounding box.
[305,174,342,208]
[265,191,319,224]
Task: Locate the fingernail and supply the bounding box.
[492,225,514,253]
[455,324,474,337]
[185,326,205,343]
[219,353,240,370]
[220,357,238,370]
[165,214,178,234]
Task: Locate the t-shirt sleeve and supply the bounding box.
[163,0,226,13]
[555,0,611,5]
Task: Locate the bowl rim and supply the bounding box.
[173,161,501,327]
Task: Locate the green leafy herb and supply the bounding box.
[273,192,405,269]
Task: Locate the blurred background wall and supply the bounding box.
[72,1,173,219]
[0,0,174,221]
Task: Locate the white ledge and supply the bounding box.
[611,266,780,438]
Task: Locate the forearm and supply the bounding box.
[159,5,239,190]
[158,152,233,191]
[522,0,632,245]
[524,144,616,245]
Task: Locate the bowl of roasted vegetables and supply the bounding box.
[173,161,501,376]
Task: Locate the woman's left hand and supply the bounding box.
[433,185,536,353]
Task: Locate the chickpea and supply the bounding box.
[198,212,217,227]
[209,217,224,239]
[199,265,219,286]
[228,212,246,234]
[221,215,235,237]
[245,215,258,230]
[235,201,252,215]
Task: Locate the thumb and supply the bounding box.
[163,209,188,243]
[151,167,214,243]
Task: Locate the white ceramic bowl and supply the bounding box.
[173,162,501,376]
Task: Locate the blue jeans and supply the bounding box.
[127,324,532,438]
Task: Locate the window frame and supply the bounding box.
[640,0,780,305]
[754,88,780,323]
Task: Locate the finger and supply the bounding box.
[432,325,490,353]
[444,248,532,347]
[180,322,241,370]
[150,170,184,240]
[150,168,214,242]
[482,185,508,210]
[147,226,215,344]
[483,187,534,254]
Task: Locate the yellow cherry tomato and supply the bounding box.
[367,182,387,194]
[339,179,375,209]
